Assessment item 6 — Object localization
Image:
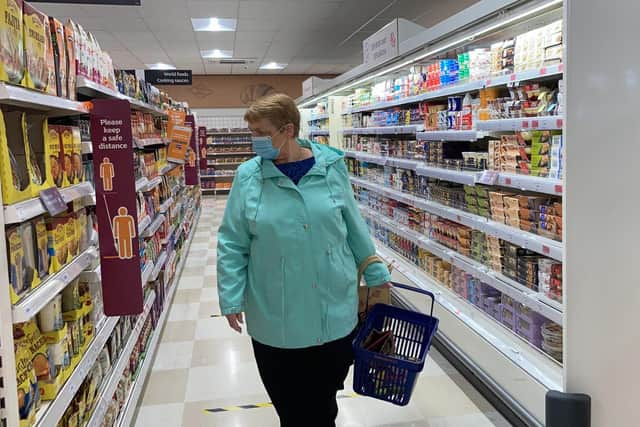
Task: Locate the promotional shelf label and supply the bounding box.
[39,187,67,216]
[90,99,143,316]
[184,115,198,185]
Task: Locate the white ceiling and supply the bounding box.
[37,0,479,75]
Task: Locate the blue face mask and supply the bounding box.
[251,136,280,160]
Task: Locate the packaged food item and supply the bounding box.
[7,226,31,303]
[22,2,47,91]
[46,216,69,272]
[64,20,76,100]
[43,17,55,95]
[62,279,81,312]
[66,213,79,258]
[14,320,53,383]
[0,0,24,84]
[33,216,51,278]
[47,124,64,187]
[48,17,67,98]
[0,111,33,203]
[38,294,63,333]
[60,125,74,186]
[72,126,83,182]
[14,334,39,424]
[26,114,55,197]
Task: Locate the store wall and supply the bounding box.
[158,74,334,108]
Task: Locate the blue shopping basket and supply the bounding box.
[353,282,439,406]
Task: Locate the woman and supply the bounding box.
[217,94,390,426]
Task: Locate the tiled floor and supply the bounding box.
[134,197,512,427]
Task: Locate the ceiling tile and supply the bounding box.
[143,16,193,31]
[80,4,142,18]
[153,31,198,42]
[282,63,313,73]
[188,0,239,18]
[235,31,276,42]
[231,64,259,74]
[204,64,233,74]
[195,31,235,44]
[236,18,282,32]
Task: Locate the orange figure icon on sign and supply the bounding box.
[100,157,115,191]
[113,207,136,259]
[188,149,196,167]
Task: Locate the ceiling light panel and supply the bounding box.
[260,62,287,70]
[145,62,176,70]
[191,17,237,32]
[201,49,234,59]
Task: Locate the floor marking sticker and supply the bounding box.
[203,394,360,414]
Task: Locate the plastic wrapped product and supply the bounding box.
[0,0,24,84]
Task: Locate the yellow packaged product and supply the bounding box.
[0,111,33,203]
[72,126,83,183]
[22,2,47,90]
[66,213,78,258]
[0,0,24,84]
[7,226,32,304]
[14,336,38,425]
[47,124,64,188]
[26,114,55,197]
[60,125,74,187]
[46,216,69,272]
[33,216,50,281]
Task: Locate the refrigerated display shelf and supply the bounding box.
[351,177,563,261]
[76,76,166,116]
[416,130,486,141]
[375,243,562,391]
[3,182,95,224]
[345,151,562,195]
[12,246,99,322]
[85,291,156,427]
[341,125,421,135]
[476,116,563,131]
[359,205,563,324]
[34,316,119,427]
[116,210,199,427]
[0,82,89,116]
[309,112,329,121]
[342,64,563,115]
[202,188,230,194]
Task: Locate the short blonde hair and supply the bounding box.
[244,93,300,137]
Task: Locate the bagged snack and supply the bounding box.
[14,320,54,382]
[0,0,24,84]
[43,17,55,95]
[48,17,66,98]
[22,2,47,91]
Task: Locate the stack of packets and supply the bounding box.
[488,131,562,178]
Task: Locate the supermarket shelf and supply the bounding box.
[416,130,486,141]
[79,263,101,283]
[138,215,152,235]
[81,140,92,154]
[150,251,168,282]
[309,112,329,121]
[4,182,95,225]
[135,177,149,192]
[208,142,252,146]
[144,176,163,192]
[496,172,563,196]
[343,64,563,115]
[162,224,176,245]
[342,125,421,135]
[159,162,180,176]
[375,243,562,391]
[202,188,230,194]
[476,116,563,131]
[12,246,99,322]
[141,260,155,285]
[159,197,174,213]
[360,205,563,325]
[207,130,251,136]
[76,76,166,116]
[86,291,156,427]
[34,316,119,426]
[351,176,563,261]
[208,151,254,157]
[201,174,235,179]
[309,129,330,136]
[142,214,165,238]
[116,210,199,427]
[0,82,89,116]
[134,137,168,148]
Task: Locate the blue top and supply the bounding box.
[275,156,316,185]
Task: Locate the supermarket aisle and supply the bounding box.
[134,197,511,427]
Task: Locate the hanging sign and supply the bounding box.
[363,19,399,66]
[144,70,192,85]
[198,126,208,171]
[184,115,199,185]
[90,99,143,316]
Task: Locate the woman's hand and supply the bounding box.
[226,313,244,333]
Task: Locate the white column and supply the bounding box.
[564,1,640,425]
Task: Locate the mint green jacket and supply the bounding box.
[217,139,390,349]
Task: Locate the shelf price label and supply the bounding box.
[39,187,67,216]
[555,184,563,194]
[531,120,539,129]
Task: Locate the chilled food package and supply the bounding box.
[22,2,48,91]
[0,0,24,84]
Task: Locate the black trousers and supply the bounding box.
[252,330,356,427]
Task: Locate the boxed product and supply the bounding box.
[60,125,74,186]
[14,319,54,386]
[33,216,50,278]
[0,0,24,85]
[46,216,69,272]
[48,17,67,98]
[66,213,78,258]
[22,2,48,91]
[43,17,55,95]
[26,114,55,196]
[0,111,34,203]
[7,226,32,303]
[19,221,40,288]
[72,126,83,183]
[14,332,39,425]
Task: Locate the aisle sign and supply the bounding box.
[184,115,199,185]
[363,19,399,66]
[90,99,144,316]
[144,69,192,85]
[198,126,208,171]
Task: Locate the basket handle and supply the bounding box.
[357,255,392,317]
[389,282,436,318]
